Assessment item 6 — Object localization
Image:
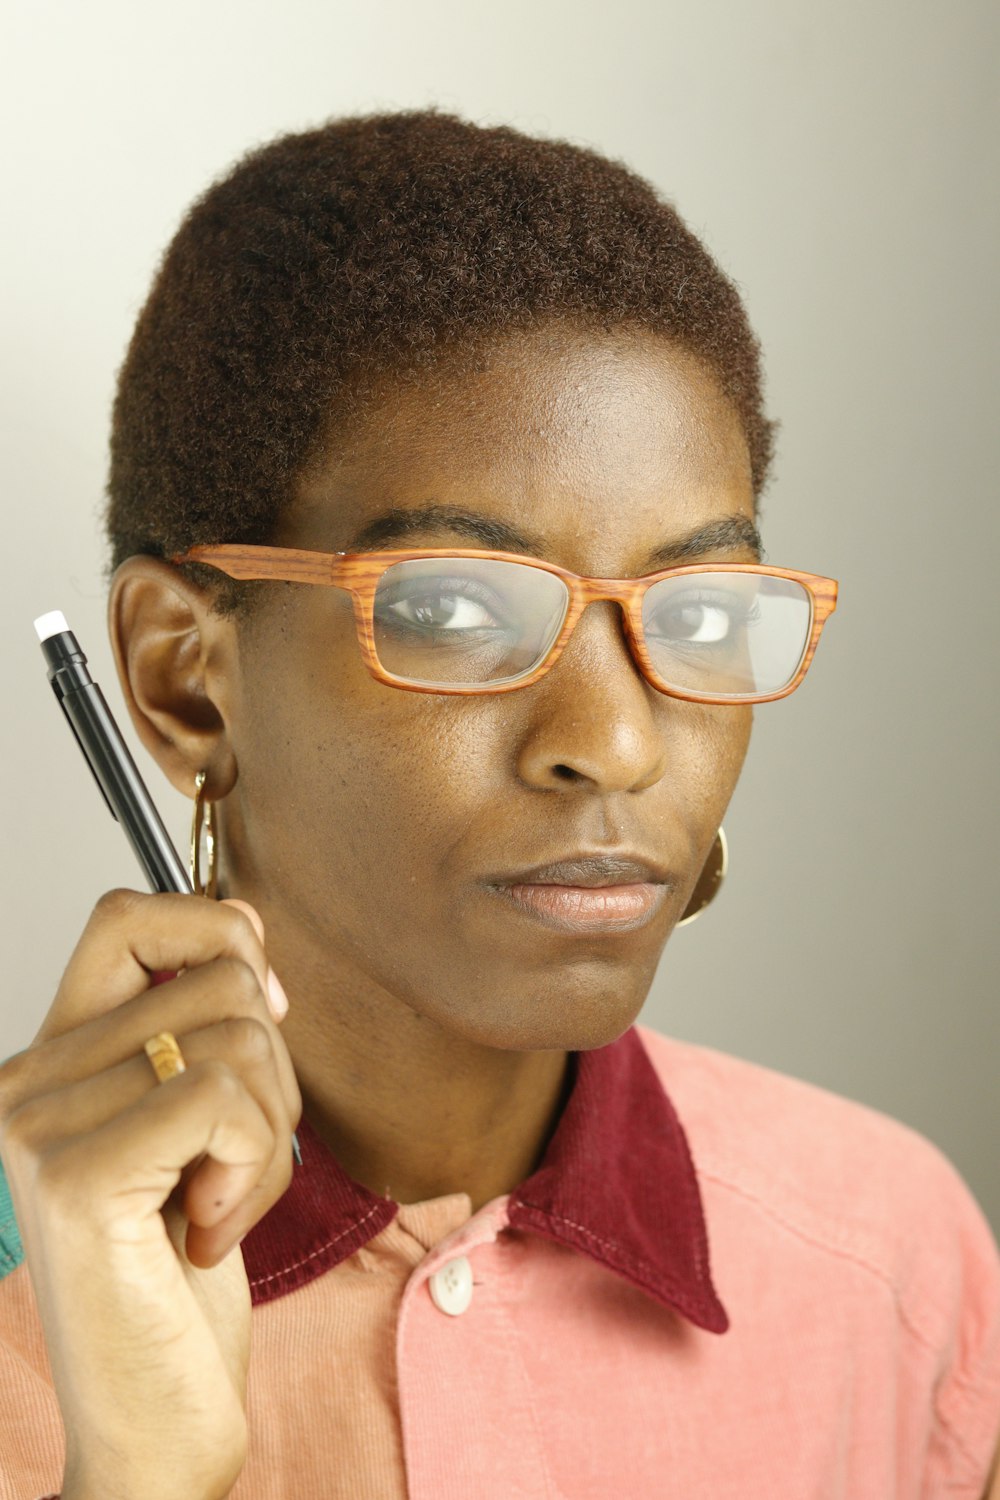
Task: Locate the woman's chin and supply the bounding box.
[417,980,652,1055]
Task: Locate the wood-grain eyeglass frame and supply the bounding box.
[171,544,839,704]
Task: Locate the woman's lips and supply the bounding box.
[488,881,666,933]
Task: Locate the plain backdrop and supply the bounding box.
[2,0,997,1235]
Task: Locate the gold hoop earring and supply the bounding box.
[677,827,728,927]
[190,770,219,899]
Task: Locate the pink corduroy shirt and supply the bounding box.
[2,1023,1000,1499]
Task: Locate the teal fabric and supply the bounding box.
[0,1159,24,1281]
[0,1056,26,1280]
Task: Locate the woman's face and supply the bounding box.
[218,324,758,1053]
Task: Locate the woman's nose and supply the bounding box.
[513,601,668,794]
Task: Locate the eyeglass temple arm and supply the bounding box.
[172,545,346,586]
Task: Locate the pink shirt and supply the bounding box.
[2,1023,999,1498]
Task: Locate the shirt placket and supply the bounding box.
[395,1199,557,1500]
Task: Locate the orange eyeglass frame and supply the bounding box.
[171,543,839,704]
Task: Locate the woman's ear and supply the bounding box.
[108,556,239,801]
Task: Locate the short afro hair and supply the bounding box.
[107,108,776,587]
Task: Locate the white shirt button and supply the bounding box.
[428,1255,474,1316]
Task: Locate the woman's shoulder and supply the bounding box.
[635,1021,1000,1344]
[637,1021,957,1168]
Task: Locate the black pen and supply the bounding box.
[34,610,302,1166]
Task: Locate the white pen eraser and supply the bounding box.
[34,610,70,642]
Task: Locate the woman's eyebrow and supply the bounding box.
[345,504,763,565]
[646,514,763,566]
[347,503,547,555]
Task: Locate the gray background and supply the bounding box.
[3,1,997,1235]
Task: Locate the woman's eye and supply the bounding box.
[384,591,502,631]
[651,599,739,644]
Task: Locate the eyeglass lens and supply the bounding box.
[371,558,813,697]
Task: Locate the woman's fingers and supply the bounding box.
[5,1020,297,1270]
[3,889,303,1268]
[221,898,265,943]
[38,889,283,1040]
[15,957,302,1152]
[10,1052,275,1245]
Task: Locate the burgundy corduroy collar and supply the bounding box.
[241,1024,729,1334]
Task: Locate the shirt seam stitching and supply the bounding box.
[700,1168,1000,1474]
[520,1204,653,1267]
[247,1201,386,1288]
[930,1356,1000,1473]
[513,1200,706,1309]
[931,1398,1000,1480]
[697,1167,950,1352]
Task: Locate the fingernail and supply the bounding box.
[222,898,265,942]
[266,967,289,1020]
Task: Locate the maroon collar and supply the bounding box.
[242,1025,728,1334]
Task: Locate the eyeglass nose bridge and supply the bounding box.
[538,574,664,689]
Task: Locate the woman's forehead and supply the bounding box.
[292,328,755,563]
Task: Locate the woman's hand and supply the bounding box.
[0,889,301,1500]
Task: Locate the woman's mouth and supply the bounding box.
[487,880,667,934]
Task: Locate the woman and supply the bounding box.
[1,110,997,1499]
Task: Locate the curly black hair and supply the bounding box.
[107,108,776,596]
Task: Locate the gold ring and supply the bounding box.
[143,1031,187,1083]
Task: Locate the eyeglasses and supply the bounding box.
[171,544,838,704]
